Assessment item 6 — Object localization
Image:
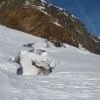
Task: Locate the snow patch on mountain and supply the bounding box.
[75,30,82,34]
[41,0,46,3]
[53,21,62,27]
[71,15,76,18]
[33,5,50,15]
[93,38,99,43]
[63,12,69,16]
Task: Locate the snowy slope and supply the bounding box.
[0,25,100,100]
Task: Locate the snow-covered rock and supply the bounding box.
[14,49,57,75]
[35,49,46,55]
[32,60,52,75]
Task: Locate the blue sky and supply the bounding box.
[46,0,100,37]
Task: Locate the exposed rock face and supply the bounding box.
[32,60,52,75]
[0,0,100,54]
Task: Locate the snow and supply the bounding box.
[71,14,76,18]
[24,0,50,16]
[0,25,100,100]
[40,9,49,15]
[76,30,82,34]
[48,3,52,7]
[26,0,29,5]
[54,6,63,11]
[53,21,62,27]
[41,0,46,3]
[63,12,69,16]
[14,50,57,75]
[93,38,99,43]
[33,5,50,16]
[63,43,90,54]
[79,44,89,52]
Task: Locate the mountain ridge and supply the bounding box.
[0,0,100,54]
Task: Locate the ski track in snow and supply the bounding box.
[0,25,100,100]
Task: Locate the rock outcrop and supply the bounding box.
[0,0,100,54]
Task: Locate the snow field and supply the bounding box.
[0,25,100,100]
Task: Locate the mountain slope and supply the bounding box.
[0,0,100,54]
[0,25,100,100]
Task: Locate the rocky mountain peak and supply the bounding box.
[0,0,100,54]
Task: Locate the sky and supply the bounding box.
[46,0,100,37]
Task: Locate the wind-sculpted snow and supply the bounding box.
[0,25,100,100]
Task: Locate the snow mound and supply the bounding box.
[23,39,55,49]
